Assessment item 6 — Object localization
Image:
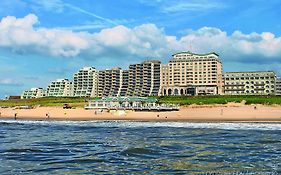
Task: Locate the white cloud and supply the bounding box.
[161,0,225,13]
[0,14,89,57]
[1,14,281,64]
[0,78,22,86]
[29,0,64,13]
[139,0,226,13]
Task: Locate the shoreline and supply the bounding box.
[1,103,281,122]
[1,118,281,123]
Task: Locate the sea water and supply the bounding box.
[0,120,280,174]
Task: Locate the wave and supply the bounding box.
[1,119,281,130]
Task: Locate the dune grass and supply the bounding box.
[1,96,281,107]
[156,95,281,105]
[0,97,92,108]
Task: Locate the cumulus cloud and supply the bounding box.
[0,14,89,57]
[1,14,281,64]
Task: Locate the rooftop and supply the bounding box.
[225,71,275,74]
[94,97,157,103]
[172,51,219,57]
[80,67,96,71]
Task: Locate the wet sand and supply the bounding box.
[1,103,281,122]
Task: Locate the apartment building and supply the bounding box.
[161,51,223,96]
[224,71,276,95]
[98,67,123,97]
[276,77,281,95]
[47,79,73,97]
[127,60,161,97]
[21,87,46,99]
[120,70,129,96]
[73,67,98,97]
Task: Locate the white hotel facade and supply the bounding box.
[47,79,73,97]
[224,71,276,95]
[275,77,281,95]
[161,51,224,96]
[21,87,46,99]
[73,67,98,97]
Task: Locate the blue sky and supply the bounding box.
[0,0,281,98]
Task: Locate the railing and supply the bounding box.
[85,104,180,111]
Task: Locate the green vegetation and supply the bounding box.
[0,97,95,108]
[156,95,281,106]
[1,96,281,107]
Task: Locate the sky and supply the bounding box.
[0,0,281,98]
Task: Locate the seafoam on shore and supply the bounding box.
[1,119,281,130]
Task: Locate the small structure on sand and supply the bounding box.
[85,97,179,111]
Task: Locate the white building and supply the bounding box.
[73,67,98,97]
[161,51,224,96]
[276,77,281,95]
[127,60,161,97]
[21,87,46,99]
[47,79,73,97]
[98,67,124,97]
[224,71,276,95]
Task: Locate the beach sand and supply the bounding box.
[1,103,281,122]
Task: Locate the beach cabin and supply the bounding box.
[85,97,179,111]
[86,97,157,109]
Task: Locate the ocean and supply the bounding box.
[0,120,280,174]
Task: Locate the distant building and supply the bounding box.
[21,88,46,99]
[8,96,21,100]
[276,77,281,95]
[47,79,73,97]
[161,51,223,96]
[98,61,161,97]
[126,60,161,96]
[224,71,276,95]
[98,67,124,97]
[73,67,98,97]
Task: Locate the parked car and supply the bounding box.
[63,104,72,109]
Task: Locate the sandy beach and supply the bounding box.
[1,103,281,122]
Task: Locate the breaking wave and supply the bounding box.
[1,119,281,130]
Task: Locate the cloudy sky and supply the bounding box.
[0,0,281,98]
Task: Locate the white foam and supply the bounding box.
[1,119,281,130]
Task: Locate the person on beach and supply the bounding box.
[14,112,17,120]
[46,112,50,119]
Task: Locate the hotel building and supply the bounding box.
[126,60,161,97]
[21,87,46,99]
[98,67,124,97]
[224,71,276,95]
[73,67,98,97]
[161,51,223,96]
[46,79,73,97]
[275,77,281,95]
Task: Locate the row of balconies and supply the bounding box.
[225,76,274,80]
